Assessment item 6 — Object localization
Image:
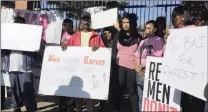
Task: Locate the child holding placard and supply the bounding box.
[135,20,165,111]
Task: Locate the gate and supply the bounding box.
[1,1,181,35]
[31,1,180,34]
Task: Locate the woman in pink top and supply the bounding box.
[135,20,165,111]
[60,19,75,44]
[111,13,143,112]
[170,5,205,112]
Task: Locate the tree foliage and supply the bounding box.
[47,1,128,19]
[1,1,15,8]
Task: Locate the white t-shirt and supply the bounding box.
[9,51,24,72]
[81,32,92,47]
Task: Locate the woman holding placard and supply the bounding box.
[170,5,205,112]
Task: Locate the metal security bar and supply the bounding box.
[32,1,181,35]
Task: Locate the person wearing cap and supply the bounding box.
[61,11,105,112]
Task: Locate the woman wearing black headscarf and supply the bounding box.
[111,13,143,112]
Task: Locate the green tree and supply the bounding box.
[47,1,127,19]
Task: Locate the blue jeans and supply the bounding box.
[136,73,144,112]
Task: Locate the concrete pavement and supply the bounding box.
[2,95,133,112]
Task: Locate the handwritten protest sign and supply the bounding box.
[1,23,42,51]
[160,26,208,100]
[38,46,112,100]
[91,8,117,29]
[1,8,63,44]
[142,57,181,111]
[84,6,106,14]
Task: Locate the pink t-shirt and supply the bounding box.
[182,25,196,28]
[117,42,138,69]
[135,36,165,66]
[61,32,73,44]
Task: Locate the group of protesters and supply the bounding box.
[1,4,208,112]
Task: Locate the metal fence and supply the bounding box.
[32,1,180,36]
[118,1,181,35]
[2,1,181,35]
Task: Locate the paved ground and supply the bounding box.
[2,95,133,112]
[2,95,60,112]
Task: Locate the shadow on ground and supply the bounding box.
[2,95,133,112]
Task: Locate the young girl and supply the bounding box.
[60,19,74,44]
[135,20,165,111]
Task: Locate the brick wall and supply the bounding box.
[15,0,27,10]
